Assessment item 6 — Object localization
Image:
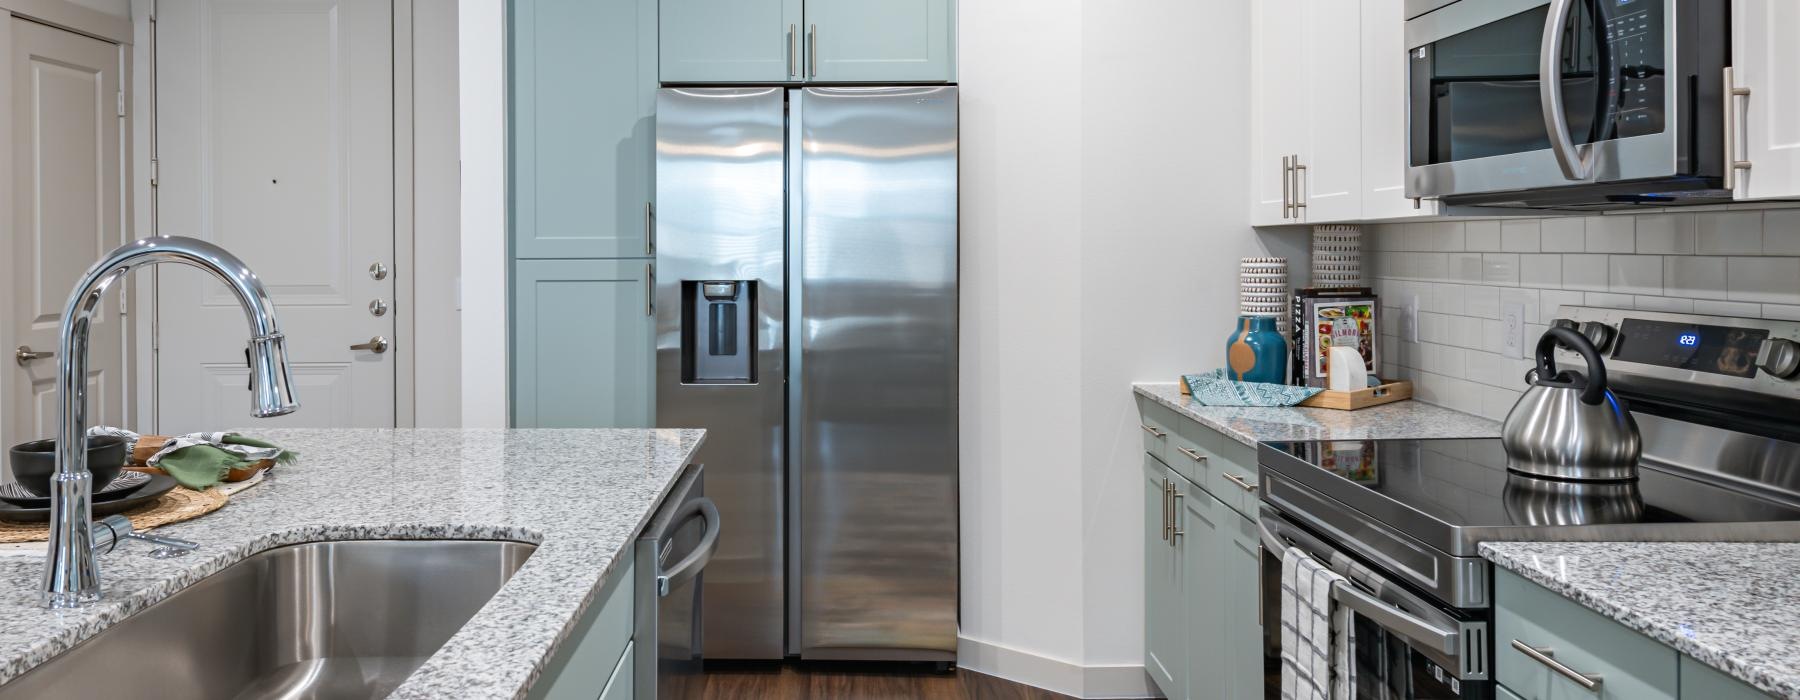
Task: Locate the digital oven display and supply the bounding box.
[1610,319,1768,378]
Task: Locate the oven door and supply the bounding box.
[1403,0,1701,199]
[1259,513,1492,700]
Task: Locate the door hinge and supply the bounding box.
[116,90,125,117]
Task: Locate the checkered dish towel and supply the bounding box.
[1280,546,1353,700]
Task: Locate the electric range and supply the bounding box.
[1253,307,1800,699]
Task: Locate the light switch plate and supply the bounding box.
[1502,302,1526,358]
[1404,295,1420,343]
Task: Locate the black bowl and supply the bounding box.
[8,436,127,497]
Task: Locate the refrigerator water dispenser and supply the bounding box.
[682,280,755,383]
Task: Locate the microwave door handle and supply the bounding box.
[1332,581,1461,656]
[655,497,722,597]
[1540,0,1593,181]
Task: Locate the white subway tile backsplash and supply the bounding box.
[1635,214,1695,254]
[1562,254,1610,291]
[1501,220,1541,252]
[1540,289,1585,320]
[1727,257,1800,304]
[1541,217,1585,252]
[1584,292,1636,309]
[1664,256,1728,300]
[1366,207,1800,415]
[1634,295,1693,313]
[1465,220,1501,252]
[1483,253,1520,286]
[1763,210,1800,254]
[1693,299,1761,317]
[1607,255,1663,295]
[1585,215,1635,253]
[1519,254,1562,288]
[1697,210,1762,255]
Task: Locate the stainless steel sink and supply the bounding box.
[0,539,535,699]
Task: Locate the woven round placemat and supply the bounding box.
[0,487,229,544]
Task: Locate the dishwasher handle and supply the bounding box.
[656,496,721,597]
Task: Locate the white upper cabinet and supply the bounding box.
[1254,0,1441,225]
[1729,0,1800,201]
[1251,0,1308,226]
[1359,0,1437,219]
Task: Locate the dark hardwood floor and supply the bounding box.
[692,661,1105,700]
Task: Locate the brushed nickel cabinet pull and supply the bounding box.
[1223,472,1259,493]
[788,24,798,77]
[1161,479,1171,541]
[1169,486,1184,542]
[644,202,656,255]
[1510,640,1603,691]
[1293,156,1308,212]
[1725,67,1752,192]
[1140,424,1166,438]
[1176,446,1207,464]
[645,264,655,317]
[808,24,818,77]
[1281,155,1293,219]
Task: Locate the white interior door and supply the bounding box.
[5,17,125,470]
[154,0,395,433]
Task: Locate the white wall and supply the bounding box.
[958,0,1302,695]
[412,0,461,427]
[457,0,507,429]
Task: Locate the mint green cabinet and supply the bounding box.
[1144,455,1185,696]
[806,0,954,83]
[1219,507,1266,700]
[528,558,635,700]
[510,0,657,259]
[1179,476,1224,700]
[1497,569,1677,700]
[660,0,802,83]
[512,260,653,429]
[1680,655,1774,700]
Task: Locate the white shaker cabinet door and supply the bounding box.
[1731,0,1800,201]
[1300,0,1363,223]
[1251,0,1309,226]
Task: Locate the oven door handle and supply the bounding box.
[1259,521,1461,656]
[1540,0,1594,181]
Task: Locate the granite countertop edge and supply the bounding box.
[1481,542,1800,700]
[1131,382,1501,446]
[0,428,707,700]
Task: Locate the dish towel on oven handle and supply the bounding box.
[1280,545,1353,700]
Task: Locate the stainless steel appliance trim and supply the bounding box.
[1259,512,1485,676]
[656,497,721,596]
[1261,468,1492,608]
[1540,0,1593,181]
[1404,0,1548,50]
[785,87,805,657]
[1550,307,1800,405]
[637,464,705,697]
[1510,639,1605,690]
[1725,67,1751,191]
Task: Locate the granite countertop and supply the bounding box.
[1483,541,1800,699]
[1133,382,1501,446]
[0,428,704,699]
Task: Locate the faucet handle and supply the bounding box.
[90,516,200,558]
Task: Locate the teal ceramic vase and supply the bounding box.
[1226,316,1288,384]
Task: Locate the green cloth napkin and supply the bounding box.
[157,435,296,490]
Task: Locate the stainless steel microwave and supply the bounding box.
[1403,0,1729,210]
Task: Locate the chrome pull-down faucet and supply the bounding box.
[42,237,298,609]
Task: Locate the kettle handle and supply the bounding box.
[1536,326,1608,406]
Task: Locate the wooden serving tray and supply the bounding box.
[1296,380,1412,410]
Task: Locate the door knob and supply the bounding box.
[350,336,389,354]
[14,346,53,366]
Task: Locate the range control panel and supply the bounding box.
[1550,307,1800,397]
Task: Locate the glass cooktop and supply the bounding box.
[1259,438,1800,554]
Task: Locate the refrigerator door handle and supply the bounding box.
[657,497,722,597]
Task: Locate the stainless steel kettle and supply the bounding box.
[1501,326,1642,481]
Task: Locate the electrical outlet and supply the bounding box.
[1502,303,1526,358]
[1404,295,1420,343]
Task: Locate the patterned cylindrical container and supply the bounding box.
[1311,225,1363,288]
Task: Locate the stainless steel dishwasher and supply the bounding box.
[635,464,720,700]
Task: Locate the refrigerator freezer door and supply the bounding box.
[654,87,787,659]
[792,86,960,661]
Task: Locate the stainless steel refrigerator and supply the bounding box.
[654,86,958,662]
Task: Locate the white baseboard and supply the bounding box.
[957,636,1160,699]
